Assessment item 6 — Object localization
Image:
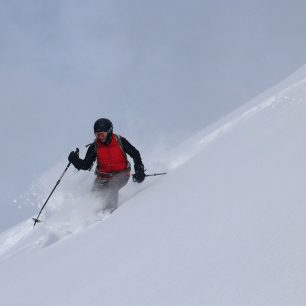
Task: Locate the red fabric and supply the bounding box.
[96,135,128,174]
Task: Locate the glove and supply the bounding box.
[68,151,79,164]
[133,164,145,183]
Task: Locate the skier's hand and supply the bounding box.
[68,151,79,164]
[133,164,145,183]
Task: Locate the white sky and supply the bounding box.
[1,0,306,230]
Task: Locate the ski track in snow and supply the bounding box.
[166,78,306,169]
[0,179,155,262]
[0,220,33,260]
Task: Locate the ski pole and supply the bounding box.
[133,172,167,182]
[145,172,167,177]
[32,148,79,227]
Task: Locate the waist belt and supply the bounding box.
[96,169,131,180]
[96,172,115,179]
[95,165,131,178]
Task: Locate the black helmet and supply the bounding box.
[94,118,113,142]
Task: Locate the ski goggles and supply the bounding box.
[95,131,108,138]
[95,127,113,138]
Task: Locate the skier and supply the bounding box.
[68,118,145,213]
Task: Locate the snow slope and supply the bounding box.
[0,70,306,306]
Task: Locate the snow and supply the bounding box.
[0,68,306,305]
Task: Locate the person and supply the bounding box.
[68,118,145,213]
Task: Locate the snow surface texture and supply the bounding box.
[0,71,306,306]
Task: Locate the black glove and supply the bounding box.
[133,164,145,183]
[68,151,79,164]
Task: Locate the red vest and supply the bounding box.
[96,134,128,174]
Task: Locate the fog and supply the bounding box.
[1,0,306,230]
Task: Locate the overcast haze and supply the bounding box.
[1,0,306,230]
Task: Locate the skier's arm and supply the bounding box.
[68,143,96,170]
[118,136,145,183]
[120,136,143,167]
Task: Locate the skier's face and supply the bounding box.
[95,131,107,143]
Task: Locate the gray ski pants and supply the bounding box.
[92,170,130,212]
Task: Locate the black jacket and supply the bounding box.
[71,135,143,172]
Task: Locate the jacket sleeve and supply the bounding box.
[120,136,143,167]
[71,143,97,171]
